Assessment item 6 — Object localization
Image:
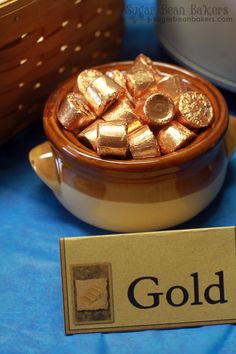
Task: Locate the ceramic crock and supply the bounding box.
[29,62,236,232]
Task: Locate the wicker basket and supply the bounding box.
[0,0,124,144]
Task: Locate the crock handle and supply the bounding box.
[29,141,60,192]
[225,116,236,159]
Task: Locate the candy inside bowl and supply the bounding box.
[29,55,236,232]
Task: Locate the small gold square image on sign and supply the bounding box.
[71,263,113,324]
[75,278,108,311]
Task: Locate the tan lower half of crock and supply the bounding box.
[53,159,227,232]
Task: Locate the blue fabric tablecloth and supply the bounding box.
[1,1,236,353]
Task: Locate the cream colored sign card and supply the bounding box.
[60,227,236,334]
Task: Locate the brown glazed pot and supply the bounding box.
[29,62,236,232]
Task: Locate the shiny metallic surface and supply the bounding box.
[134,53,154,67]
[128,125,161,159]
[134,53,162,79]
[143,93,175,126]
[78,119,103,151]
[77,69,102,95]
[105,70,127,89]
[178,91,214,129]
[156,74,187,101]
[97,120,128,157]
[57,92,96,132]
[134,54,155,75]
[127,118,143,134]
[157,121,196,154]
[84,75,123,116]
[126,70,156,99]
[106,69,134,102]
[60,58,215,160]
[126,54,157,98]
[102,98,142,133]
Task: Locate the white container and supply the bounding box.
[158,0,236,92]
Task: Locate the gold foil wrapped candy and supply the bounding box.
[58,92,96,131]
[102,98,142,133]
[156,74,187,101]
[134,53,162,79]
[136,93,175,126]
[126,54,158,99]
[105,70,127,89]
[135,53,154,69]
[157,121,196,155]
[97,120,128,158]
[77,69,124,116]
[78,119,103,151]
[178,91,214,129]
[57,54,214,161]
[129,125,161,159]
[77,69,102,94]
[106,69,134,103]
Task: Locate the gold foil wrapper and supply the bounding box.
[157,121,196,154]
[156,75,187,101]
[126,54,157,98]
[105,70,127,89]
[127,118,143,134]
[134,53,153,67]
[77,69,102,95]
[78,119,103,151]
[84,75,123,116]
[97,121,128,158]
[178,91,214,129]
[134,53,162,79]
[58,92,96,132]
[137,93,175,126]
[58,56,207,160]
[106,69,135,103]
[126,70,156,99]
[102,98,142,133]
[129,125,161,159]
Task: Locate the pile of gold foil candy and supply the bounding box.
[57,54,214,159]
